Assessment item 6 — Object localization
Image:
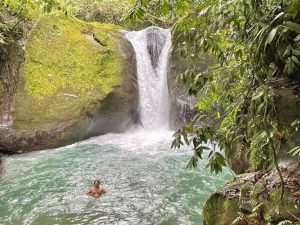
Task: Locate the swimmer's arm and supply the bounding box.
[102,188,108,194]
[85,188,92,195]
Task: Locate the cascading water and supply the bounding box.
[125,27,172,130]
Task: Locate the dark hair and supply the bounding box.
[94,180,101,185]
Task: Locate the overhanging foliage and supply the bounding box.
[129,0,300,175]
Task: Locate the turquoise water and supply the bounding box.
[0,130,232,225]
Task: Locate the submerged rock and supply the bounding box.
[0,14,138,154]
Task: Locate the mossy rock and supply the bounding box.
[14,14,123,130]
[249,145,274,172]
[240,182,253,198]
[203,193,240,225]
[0,14,138,153]
[251,181,265,199]
[203,189,299,225]
[203,163,300,225]
[263,189,300,223]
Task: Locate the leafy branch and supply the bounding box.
[130,1,300,193]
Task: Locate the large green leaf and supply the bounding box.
[282,21,300,33]
[288,146,300,156]
[266,27,278,45]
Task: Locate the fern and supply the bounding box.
[277,220,294,225]
[288,146,300,157]
[252,203,264,213]
[232,212,244,225]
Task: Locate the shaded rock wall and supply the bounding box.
[0,41,23,128]
[169,52,212,130]
[86,32,139,136]
[225,81,300,175]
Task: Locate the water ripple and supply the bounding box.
[0,131,232,225]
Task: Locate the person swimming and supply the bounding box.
[86,180,108,198]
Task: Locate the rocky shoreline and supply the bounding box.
[203,161,300,225]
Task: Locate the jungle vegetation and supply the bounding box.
[129,0,300,173]
[0,0,134,50]
[129,0,300,204]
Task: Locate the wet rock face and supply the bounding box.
[86,34,139,137]
[168,52,213,130]
[146,27,166,69]
[0,16,138,154]
[0,42,24,127]
[277,86,300,162]
[225,143,250,175]
[203,161,300,225]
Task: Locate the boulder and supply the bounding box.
[203,162,300,225]
[0,14,138,154]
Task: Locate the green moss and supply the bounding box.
[263,189,299,222]
[13,14,123,129]
[250,145,274,171]
[24,14,121,99]
[250,146,263,171]
[240,182,253,198]
[90,22,122,31]
[202,193,240,225]
[250,181,264,199]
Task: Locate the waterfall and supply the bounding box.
[125,27,172,130]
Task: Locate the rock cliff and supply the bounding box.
[0,14,138,154]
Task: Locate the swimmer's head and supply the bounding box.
[94,180,101,187]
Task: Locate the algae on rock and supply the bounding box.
[203,162,300,225]
[0,14,138,153]
[14,14,122,130]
